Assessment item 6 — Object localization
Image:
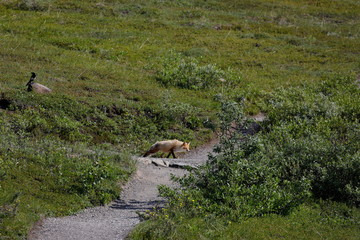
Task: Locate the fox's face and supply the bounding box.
[182,142,191,152]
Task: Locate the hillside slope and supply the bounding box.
[0,0,359,239]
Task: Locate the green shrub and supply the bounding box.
[146,75,359,229]
[156,51,238,90]
[1,91,210,147]
[17,0,51,11]
[261,75,360,206]
[156,101,311,222]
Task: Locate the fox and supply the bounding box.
[143,139,190,158]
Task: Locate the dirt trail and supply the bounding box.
[29,114,265,240]
[29,140,216,240]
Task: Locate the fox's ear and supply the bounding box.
[188,142,190,146]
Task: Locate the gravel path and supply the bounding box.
[29,114,265,240]
[28,140,217,240]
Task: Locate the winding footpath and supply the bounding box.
[29,138,217,240]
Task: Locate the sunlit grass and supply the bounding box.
[131,201,360,240]
[0,0,359,238]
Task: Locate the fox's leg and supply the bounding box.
[171,150,177,158]
[166,149,177,158]
[166,150,176,158]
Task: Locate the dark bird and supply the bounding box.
[26,72,52,93]
[26,72,37,91]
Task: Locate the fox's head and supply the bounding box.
[182,142,191,152]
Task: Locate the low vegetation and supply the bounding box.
[131,202,360,240]
[131,75,360,239]
[156,51,240,90]
[0,0,359,239]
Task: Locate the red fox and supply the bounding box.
[143,140,190,158]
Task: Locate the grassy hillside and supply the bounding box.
[0,0,359,239]
[1,0,359,102]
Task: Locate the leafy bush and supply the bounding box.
[261,75,360,206]
[145,75,359,229]
[156,51,239,90]
[1,91,213,148]
[156,101,311,222]
[17,0,50,11]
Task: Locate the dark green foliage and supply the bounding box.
[156,51,223,90]
[1,91,212,147]
[261,75,360,206]
[133,74,359,239]
[156,51,240,90]
[158,101,311,221]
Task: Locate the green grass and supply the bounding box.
[1,0,359,99]
[0,0,359,239]
[0,123,135,238]
[131,202,360,240]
